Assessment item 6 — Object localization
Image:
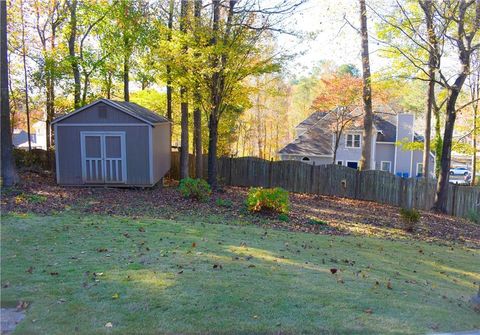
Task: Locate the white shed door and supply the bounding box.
[81,132,126,184]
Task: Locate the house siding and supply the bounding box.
[56,125,150,185]
[375,143,395,172]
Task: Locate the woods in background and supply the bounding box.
[2,0,479,213]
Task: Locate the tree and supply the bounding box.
[433,1,480,212]
[359,0,373,171]
[419,0,438,180]
[179,0,189,179]
[20,0,31,151]
[193,0,203,178]
[1,0,17,186]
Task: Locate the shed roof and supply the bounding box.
[52,99,170,125]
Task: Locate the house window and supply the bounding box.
[301,156,310,161]
[346,134,361,148]
[337,160,343,166]
[417,163,424,177]
[346,161,359,169]
[381,161,391,172]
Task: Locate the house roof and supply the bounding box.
[295,111,327,129]
[374,113,397,142]
[279,119,333,156]
[52,99,170,125]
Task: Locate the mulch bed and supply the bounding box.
[2,171,479,247]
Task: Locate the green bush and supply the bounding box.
[307,217,328,225]
[246,187,289,214]
[399,208,421,232]
[278,213,289,222]
[467,209,480,224]
[178,178,211,202]
[216,198,233,208]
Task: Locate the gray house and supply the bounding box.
[279,107,435,178]
[52,99,171,187]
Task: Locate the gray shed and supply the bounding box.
[52,99,171,187]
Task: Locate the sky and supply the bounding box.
[277,0,394,77]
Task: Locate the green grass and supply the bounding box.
[1,213,479,334]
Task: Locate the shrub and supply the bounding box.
[178,178,211,202]
[307,217,328,226]
[246,187,289,214]
[278,213,289,222]
[399,208,420,232]
[467,209,480,224]
[216,198,233,208]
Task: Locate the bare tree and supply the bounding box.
[433,0,480,212]
[419,0,438,180]
[359,0,373,171]
[329,106,362,164]
[1,0,18,186]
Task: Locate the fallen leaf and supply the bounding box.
[364,308,373,314]
[105,322,113,328]
[97,248,108,252]
[26,266,33,274]
[387,280,393,289]
[330,268,338,274]
[16,301,29,310]
[192,242,196,248]
[112,293,119,299]
[50,272,59,276]
[248,264,256,268]
[138,227,145,232]
[213,264,223,269]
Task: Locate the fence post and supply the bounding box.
[228,156,233,185]
[310,161,315,194]
[268,158,273,188]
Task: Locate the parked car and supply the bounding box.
[449,167,470,176]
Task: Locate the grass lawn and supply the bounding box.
[1,212,479,334]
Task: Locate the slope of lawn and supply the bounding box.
[1,212,479,335]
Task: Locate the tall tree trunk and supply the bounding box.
[166,0,174,121]
[68,0,81,109]
[434,73,468,211]
[359,0,373,170]
[193,0,203,178]
[207,0,221,188]
[82,72,89,105]
[434,108,442,177]
[123,50,130,102]
[1,0,17,186]
[473,104,478,185]
[179,0,189,179]
[420,0,437,180]
[20,0,31,151]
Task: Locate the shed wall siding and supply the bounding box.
[152,123,171,183]
[56,125,150,185]
[60,102,144,124]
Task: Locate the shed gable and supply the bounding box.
[58,102,144,125]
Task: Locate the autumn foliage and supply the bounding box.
[312,74,363,110]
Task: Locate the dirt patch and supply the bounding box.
[2,171,479,247]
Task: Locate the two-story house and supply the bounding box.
[278,107,435,178]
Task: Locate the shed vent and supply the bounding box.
[99,105,107,118]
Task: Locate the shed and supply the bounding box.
[52,99,171,187]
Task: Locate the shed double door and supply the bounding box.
[81,132,126,184]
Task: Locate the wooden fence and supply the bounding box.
[168,152,480,219]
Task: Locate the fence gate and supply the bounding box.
[81,132,126,184]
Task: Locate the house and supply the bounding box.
[279,107,435,178]
[52,99,171,187]
[13,121,47,150]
